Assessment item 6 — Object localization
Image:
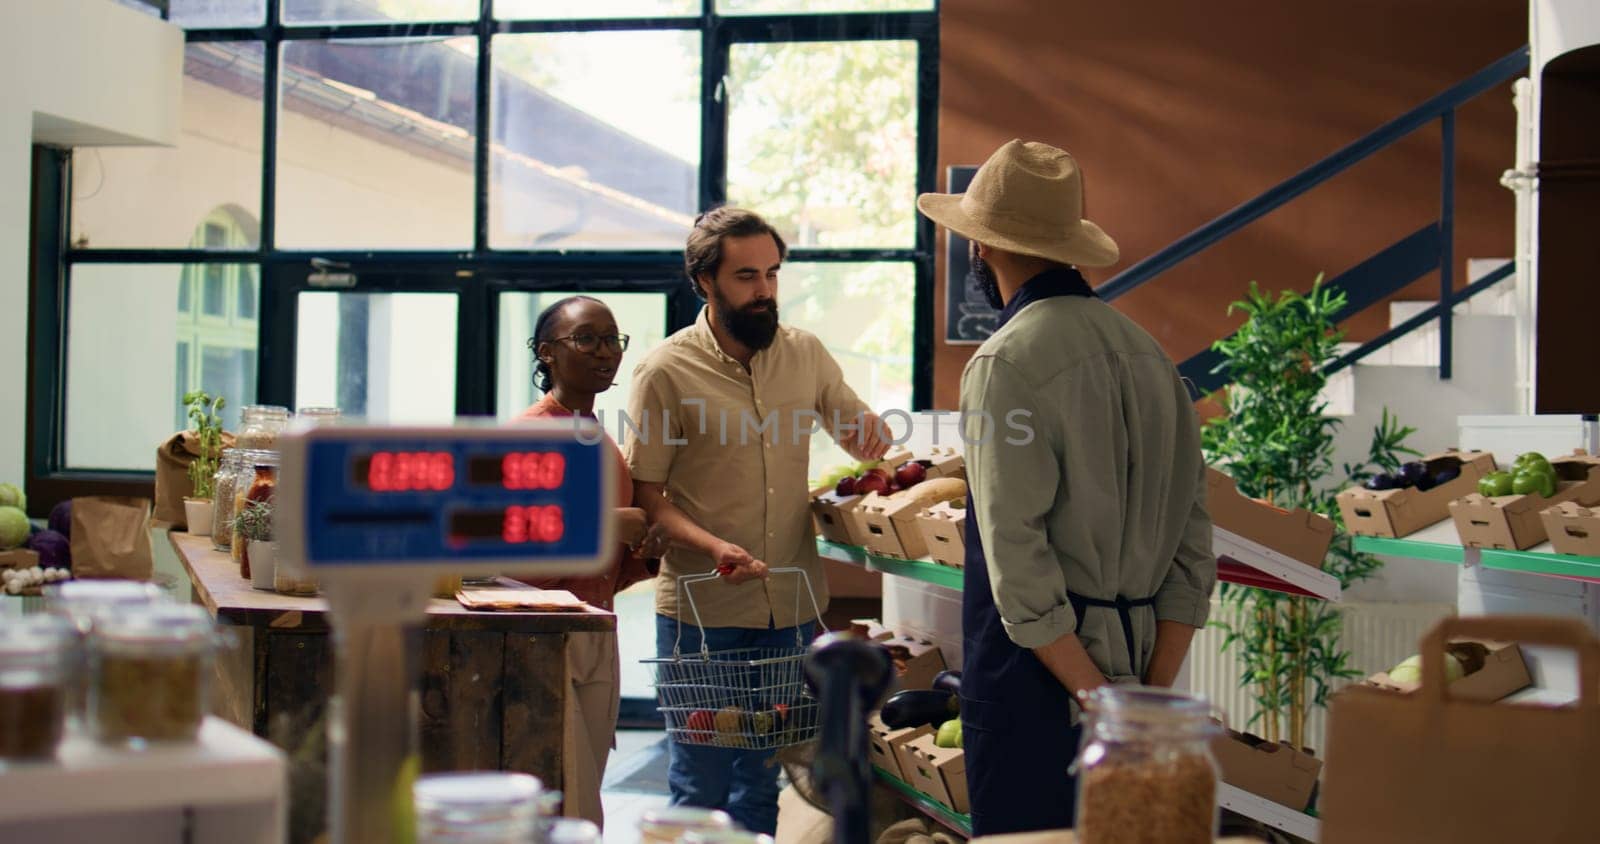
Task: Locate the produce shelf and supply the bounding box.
[1351,520,1470,565]
[874,768,972,837]
[1213,528,1342,602]
[817,539,964,591]
[1479,542,1600,584]
[1219,783,1321,842]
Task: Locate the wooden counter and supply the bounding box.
[168,531,614,825]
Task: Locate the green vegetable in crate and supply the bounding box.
[0,506,28,550]
[935,718,963,749]
[1477,472,1515,498]
[1514,451,1552,474]
[0,483,24,511]
[1511,467,1556,498]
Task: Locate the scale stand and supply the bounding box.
[277,421,616,843]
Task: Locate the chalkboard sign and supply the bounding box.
[944,165,999,344]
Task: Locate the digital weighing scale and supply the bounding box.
[276,420,616,843]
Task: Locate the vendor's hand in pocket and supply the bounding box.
[713,543,769,584]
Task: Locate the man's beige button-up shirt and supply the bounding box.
[625,308,871,629]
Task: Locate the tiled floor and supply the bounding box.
[601,729,671,843]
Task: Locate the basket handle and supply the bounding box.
[672,566,828,658]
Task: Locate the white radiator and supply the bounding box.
[1186,598,1455,753]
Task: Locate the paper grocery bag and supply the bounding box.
[70,497,155,580]
[1321,615,1600,843]
[153,430,236,527]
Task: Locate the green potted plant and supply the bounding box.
[231,498,275,590]
[183,390,227,536]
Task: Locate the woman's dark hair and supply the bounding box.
[684,207,787,299]
[527,295,605,394]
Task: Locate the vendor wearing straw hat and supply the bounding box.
[918,140,1217,835]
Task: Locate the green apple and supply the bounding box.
[1478,472,1514,497]
[935,718,962,749]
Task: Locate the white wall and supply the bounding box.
[0,0,183,489]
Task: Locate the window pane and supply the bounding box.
[277,38,477,250]
[203,266,228,317]
[497,291,668,424]
[776,262,913,480]
[71,43,264,250]
[727,41,916,249]
[296,292,458,423]
[490,32,699,250]
[66,264,259,470]
[169,0,267,27]
[497,0,698,18]
[281,0,477,24]
[175,342,191,431]
[237,268,259,321]
[718,0,933,14]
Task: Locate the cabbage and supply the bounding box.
[0,483,22,511]
[24,530,70,570]
[0,507,27,550]
[48,500,72,537]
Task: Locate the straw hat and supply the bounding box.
[917,139,1120,268]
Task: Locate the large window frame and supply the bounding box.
[27,1,939,506]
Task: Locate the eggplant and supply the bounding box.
[932,670,962,697]
[1413,473,1437,492]
[1399,461,1429,485]
[1431,466,1461,487]
[1364,474,1398,491]
[880,690,957,730]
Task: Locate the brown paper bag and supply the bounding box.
[154,430,237,527]
[70,497,155,581]
[1321,615,1600,843]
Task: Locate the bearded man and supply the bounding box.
[625,206,889,833]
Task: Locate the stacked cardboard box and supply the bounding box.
[1542,501,1600,556]
[1211,729,1322,811]
[901,733,968,814]
[1210,467,1335,567]
[1450,451,1600,550]
[915,500,966,568]
[1360,638,1531,701]
[868,712,932,781]
[1337,449,1497,538]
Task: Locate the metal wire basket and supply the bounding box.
[643,567,826,750]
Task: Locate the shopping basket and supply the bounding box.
[643,567,827,750]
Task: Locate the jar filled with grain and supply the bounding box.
[637,808,733,844]
[209,448,244,551]
[88,603,221,746]
[414,771,544,843]
[1073,685,1220,844]
[0,614,75,763]
[231,451,278,580]
[236,405,290,450]
[41,580,170,732]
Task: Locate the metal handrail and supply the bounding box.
[1323,260,1515,376]
[1099,47,1529,304]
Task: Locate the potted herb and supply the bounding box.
[232,498,275,590]
[182,391,227,535]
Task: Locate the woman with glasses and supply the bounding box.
[515,295,668,828]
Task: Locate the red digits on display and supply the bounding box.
[367,451,455,492]
[500,452,566,490]
[500,506,565,544]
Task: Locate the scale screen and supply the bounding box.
[278,424,614,574]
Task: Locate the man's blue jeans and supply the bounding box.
[655,614,815,835]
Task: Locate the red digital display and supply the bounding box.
[500,505,565,544]
[360,451,455,492]
[465,452,566,490]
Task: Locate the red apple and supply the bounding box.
[835,476,858,496]
[894,462,927,488]
[686,709,716,742]
[856,473,889,496]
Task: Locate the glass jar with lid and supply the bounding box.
[0,614,76,762]
[42,580,170,730]
[296,407,342,425]
[680,831,776,844]
[236,405,290,450]
[231,451,279,580]
[1073,685,1220,844]
[637,808,734,844]
[210,448,244,550]
[414,771,544,844]
[88,602,221,746]
[544,819,600,844]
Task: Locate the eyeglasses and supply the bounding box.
[550,332,630,354]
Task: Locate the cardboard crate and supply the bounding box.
[1209,467,1335,566]
[0,549,40,571]
[868,713,932,781]
[1360,638,1530,702]
[1450,452,1600,550]
[857,492,927,559]
[880,633,946,692]
[811,484,869,547]
[849,618,894,642]
[915,500,966,569]
[1210,729,1321,811]
[901,733,968,814]
[913,445,965,481]
[1541,501,1600,557]
[1336,449,1497,539]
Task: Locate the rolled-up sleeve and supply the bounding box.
[1156,446,1217,628]
[623,362,679,484]
[811,336,872,442]
[963,355,1073,648]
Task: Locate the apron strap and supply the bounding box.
[1067,591,1157,672]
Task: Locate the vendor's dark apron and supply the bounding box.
[958,268,1152,837]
